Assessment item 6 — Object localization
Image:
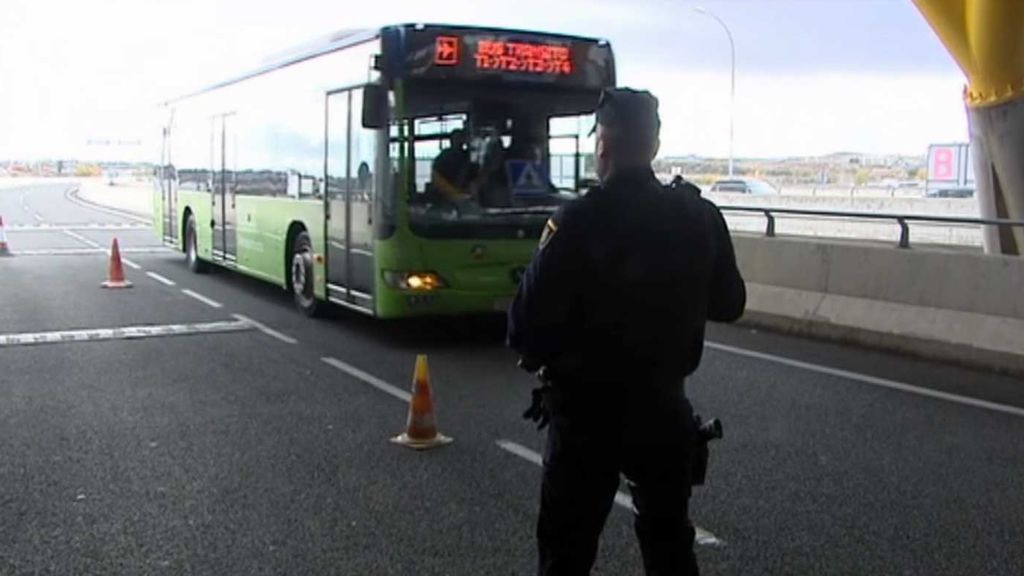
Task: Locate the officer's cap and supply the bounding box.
[590,88,661,143]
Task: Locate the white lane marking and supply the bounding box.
[181,289,223,309]
[63,186,151,224]
[122,247,172,254]
[8,247,170,256]
[328,242,373,258]
[705,341,1024,419]
[62,229,102,248]
[0,320,252,348]
[320,356,412,402]
[120,257,142,270]
[232,313,298,345]
[7,223,150,231]
[495,439,724,547]
[145,271,176,286]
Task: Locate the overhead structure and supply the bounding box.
[913,0,1024,255]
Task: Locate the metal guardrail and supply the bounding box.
[718,205,1024,248]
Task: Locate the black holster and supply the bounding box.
[522,367,555,430]
[691,415,723,486]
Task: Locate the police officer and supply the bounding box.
[507,87,746,576]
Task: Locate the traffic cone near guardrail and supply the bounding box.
[101,238,133,289]
[0,216,11,257]
[391,354,452,450]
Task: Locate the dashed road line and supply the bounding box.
[120,257,142,270]
[7,223,150,231]
[232,313,298,344]
[62,229,102,248]
[495,439,724,547]
[8,247,170,256]
[181,289,223,309]
[316,354,724,547]
[705,341,1024,419]
[0,320,252,348]
[145,271,176,286]
[64,186,151,224]
[320,356,412,402]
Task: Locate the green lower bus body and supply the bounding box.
[155,189,534,319]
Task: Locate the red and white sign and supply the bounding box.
[929,146,956,181]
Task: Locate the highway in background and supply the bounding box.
[2,182,1022,575]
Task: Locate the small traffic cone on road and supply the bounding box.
[101,238,133,289]
[0,216,11,257]
[391,354,453,450]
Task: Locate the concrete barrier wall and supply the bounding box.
[733,233,1024,375]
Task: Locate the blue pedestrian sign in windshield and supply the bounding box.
[507,160,551,196]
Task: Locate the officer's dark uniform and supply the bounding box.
[508,88,746,576]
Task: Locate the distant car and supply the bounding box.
[926,187,974,198]
[709,178,779,195]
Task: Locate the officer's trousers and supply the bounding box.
[537,387,699,576]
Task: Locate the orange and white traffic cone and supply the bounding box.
[101,238,133,289]
[391,354,453,450]
[0,216,11,257]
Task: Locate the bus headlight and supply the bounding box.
[383,271,447,291]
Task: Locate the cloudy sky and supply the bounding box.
[0,0,967,161]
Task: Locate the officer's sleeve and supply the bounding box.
[507,203,586,371]
[705,200,746,322]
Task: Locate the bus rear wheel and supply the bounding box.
[290,231,320,317]
[185,213,209,274]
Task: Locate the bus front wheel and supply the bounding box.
[290,231,320,317]
[185,213,209,274]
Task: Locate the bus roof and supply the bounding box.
[164,23,612,105]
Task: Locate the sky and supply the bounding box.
[0,0,969,162]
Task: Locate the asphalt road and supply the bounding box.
[2,182,1022,575]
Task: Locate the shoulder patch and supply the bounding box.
[539,218,558,249]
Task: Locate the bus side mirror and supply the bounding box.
[362,84,386,129]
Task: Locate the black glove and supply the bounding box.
[522,387,551,430]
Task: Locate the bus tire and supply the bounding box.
[290,231,320,317]
[185,212,209,274]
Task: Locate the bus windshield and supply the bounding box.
[396,84,597,240]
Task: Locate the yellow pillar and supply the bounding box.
[913,0,1024,107]
[913,0,1024,255]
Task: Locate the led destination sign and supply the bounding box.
[387,25,615,89]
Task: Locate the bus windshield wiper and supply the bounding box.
[481,207,557,216]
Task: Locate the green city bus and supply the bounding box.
[154,23,615,317]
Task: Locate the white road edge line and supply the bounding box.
[705,341,1024,419]
[232,313,298,345]
[0,319,252,348]
[181,289,223,309]
[61,229,101,248]
[320,356,411,402]
[120,257,142,270]
[145,271,176,286]
[63,186,151,224]
[495,439,724,548]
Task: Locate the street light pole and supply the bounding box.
[694,6,735,177]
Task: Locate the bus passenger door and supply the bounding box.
[211,115,226,261]
[223,114,237,263]
[326,90,351,298]
[348,88,377,303]
[159,125,177,245]
[212,113,238,264]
